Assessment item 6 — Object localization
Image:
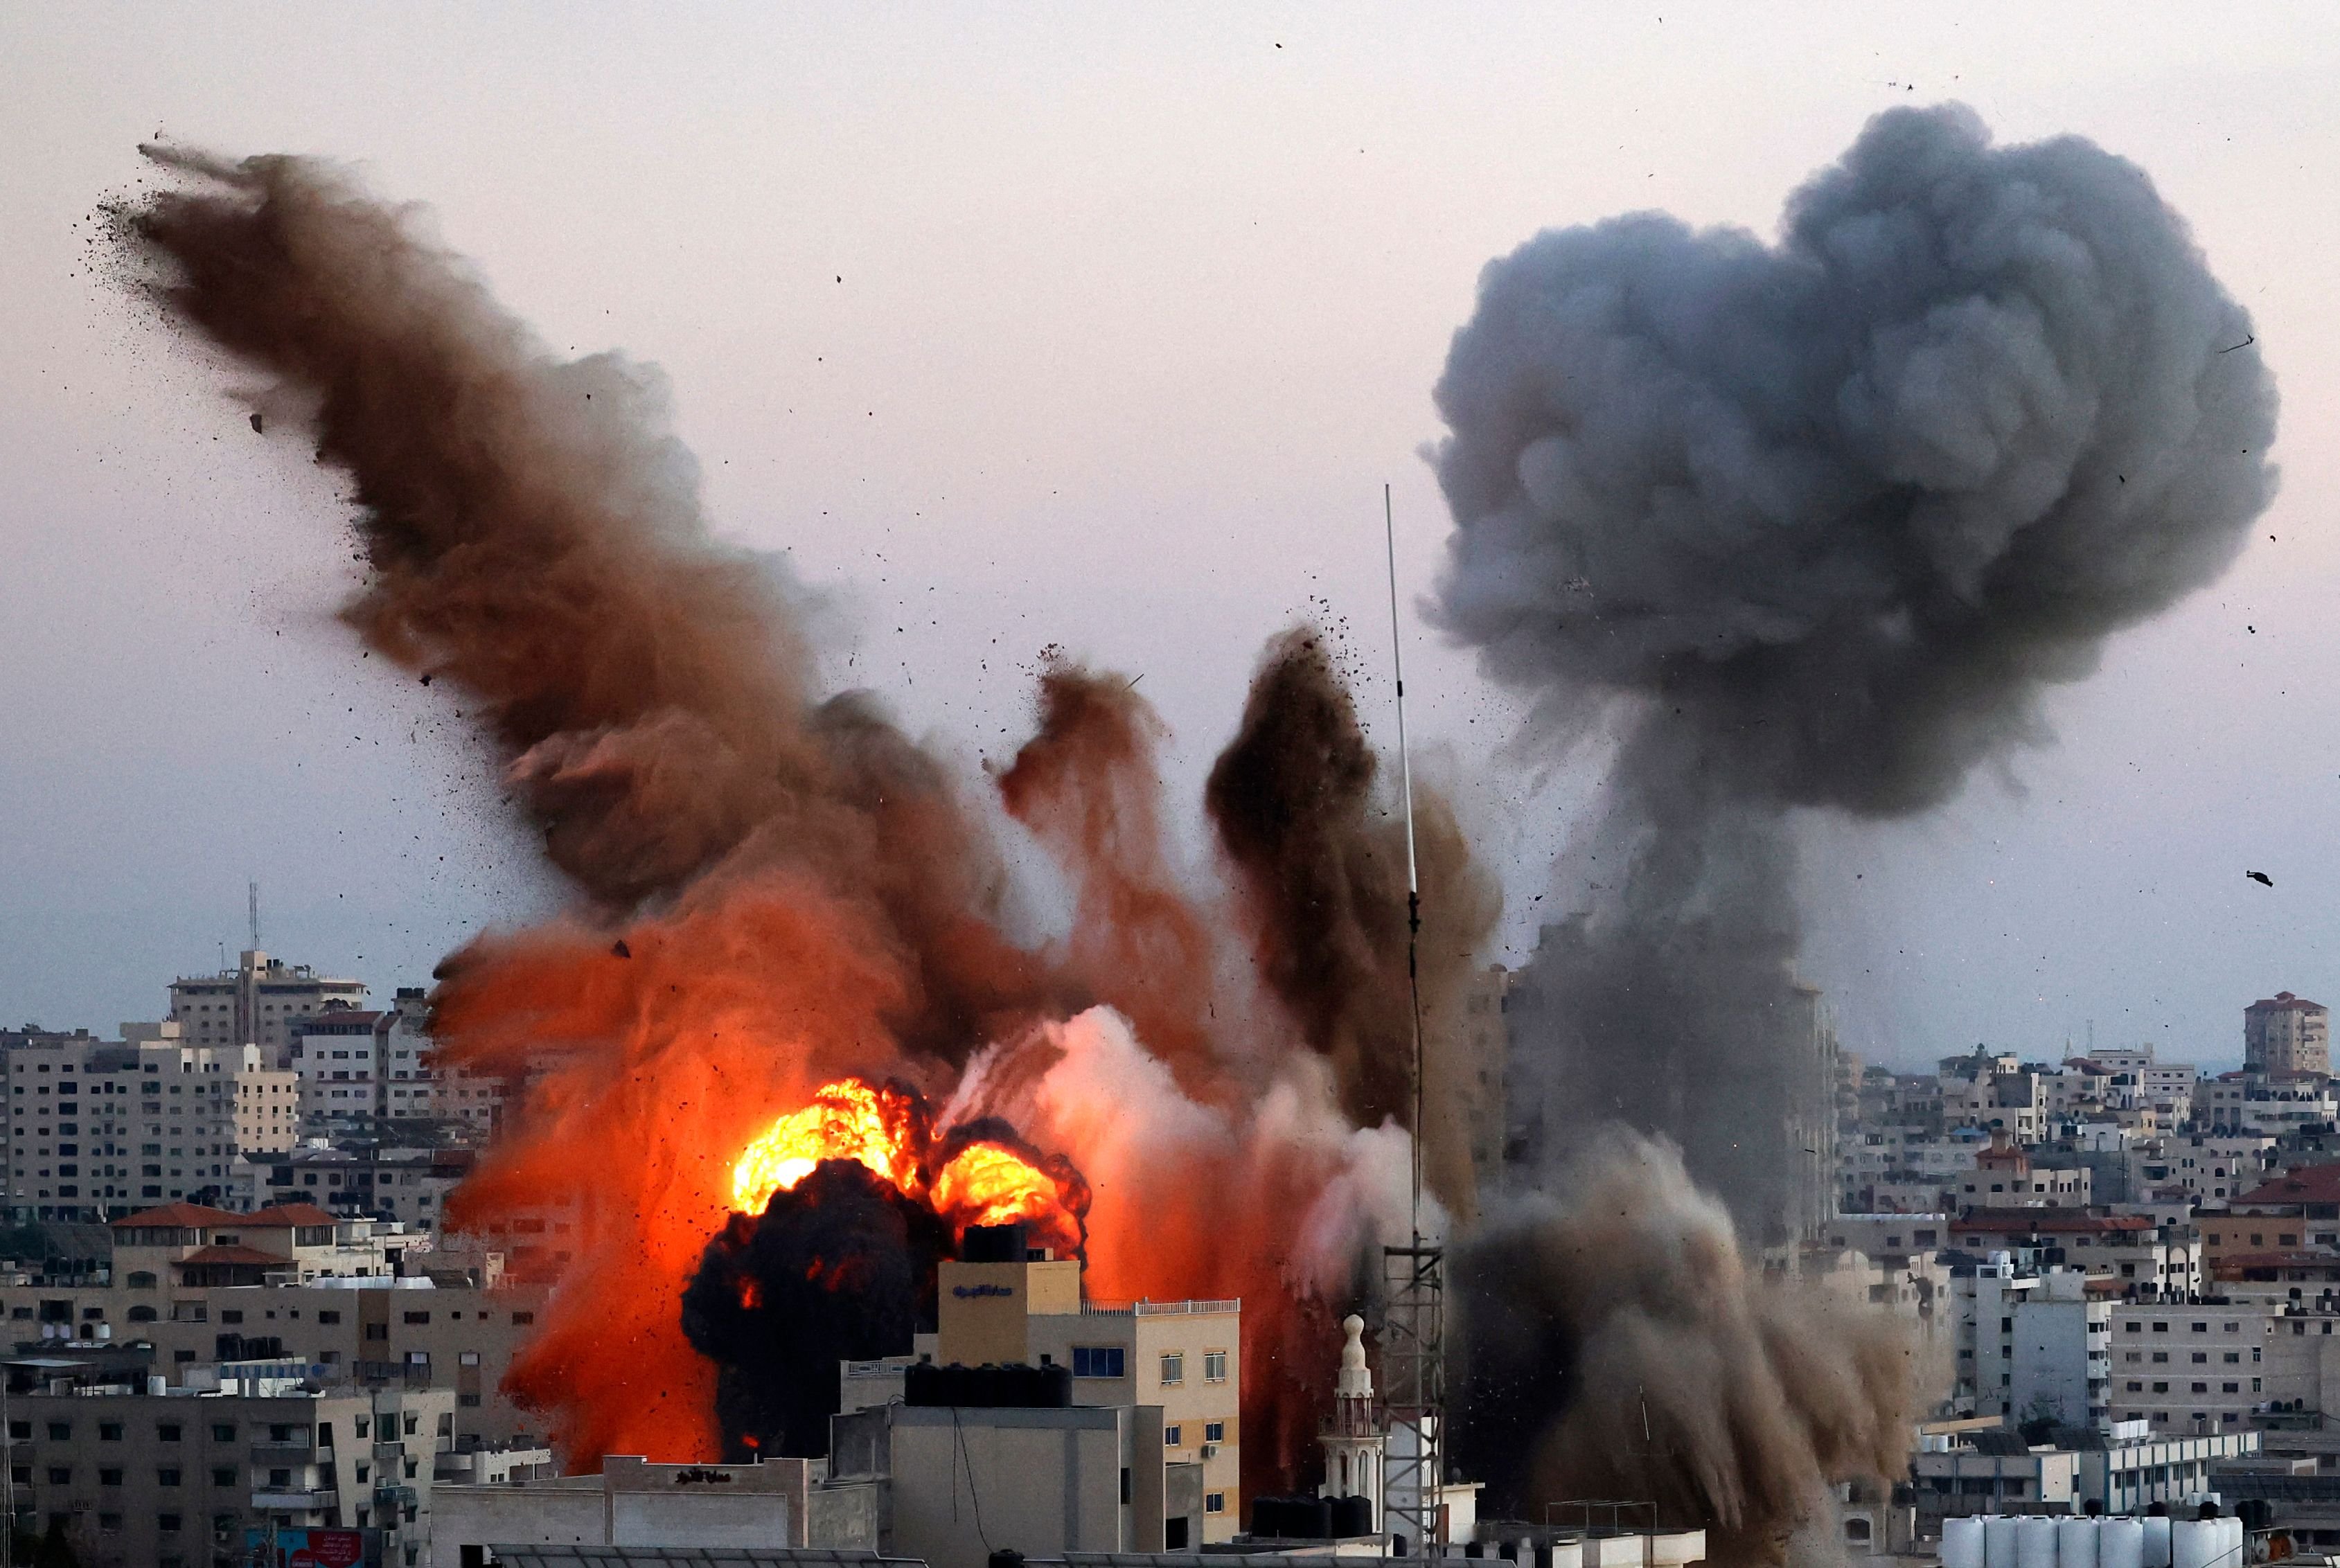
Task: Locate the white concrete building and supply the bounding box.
[169,950,368,1064]
[4,1029,301,1221]
[429,1454,870,1566]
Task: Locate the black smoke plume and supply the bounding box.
[1437,105,2276,1558]
[682,1159,954,1460]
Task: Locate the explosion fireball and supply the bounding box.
[130,114,2254,1558]
[726,1076,1090,1262]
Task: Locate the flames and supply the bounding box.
[729,1076,1090,1260]
[730,1080,926,1215]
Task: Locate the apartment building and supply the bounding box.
[1,1353,450,1568]
[5,1031,300,1222]
[2129,1133,2278,1206]
[231,1144,475,1237]
[0,1276,544,1450]
[292,990,442,1137]
[901,1235,1241,1540]
[2195,1075,2339,1139]
[2246,993,2331,1078]
[2109,1300,2278,1434]
[168,951,367,1064]
[1950,1210,2200,1299]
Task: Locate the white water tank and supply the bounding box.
[2060,1516,2102,1568]
[2224,1517,2245,1565]
[2141,1515,2172,1568]
[2019,1515,2060,1568]
[1987,1515,2023,1568]
[2101,1517,2145,1568]
[2171,1519,2219,1568]
[1944,1515,1987,1568]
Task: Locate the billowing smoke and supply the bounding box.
[123,148,1444,1493]
[1206,629,1501,1218]
[683,1160,953,1459]
[1455,1134,1929,1567]
[1437,104,2276,1550]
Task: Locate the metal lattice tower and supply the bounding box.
[1381,1242,1445,1552]
[1375,484,1446,1554]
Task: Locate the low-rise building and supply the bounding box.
[429,1453,872,1566]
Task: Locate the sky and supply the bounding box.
[2,3,2337,1073]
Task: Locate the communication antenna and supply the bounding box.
[248,880,261,951]
[1376,481,1446,1555]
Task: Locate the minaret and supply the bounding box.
[1319,1313,1385,1526]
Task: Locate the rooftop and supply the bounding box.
[2233,1164,2340,1208]
[1951,1210,2156,1234]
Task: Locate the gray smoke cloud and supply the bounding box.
[1437,105,2276,1552]
[1436,103,2277,1228]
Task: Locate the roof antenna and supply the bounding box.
[248,879,261,951]
[1382,481,1424,1238]
[1378,481,1446,1553]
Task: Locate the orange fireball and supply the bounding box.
[729,1079,928,1215]
[727,1076,1089,1262]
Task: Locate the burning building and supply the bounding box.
[111,93,2274,1565]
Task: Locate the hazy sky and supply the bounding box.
[3,4,2337,1072]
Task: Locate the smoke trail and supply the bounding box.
[1205,628,1501,1217]
[1453,1133,1930,1568]
[1434,105,2278,1238]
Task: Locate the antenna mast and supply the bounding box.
[1376,482,1446,1556]
[247,880,261,951]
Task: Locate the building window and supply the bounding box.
[1072,1346,1127,1379]
[1166,1425,1182,1446]
[1160,1353,1185,1386]
[1205,1421,1225,1443]
[211,1467,236,1486]
[158,1467,181,1486]
[1206,1493,1225,1514]
[1204,1350,1227,1383]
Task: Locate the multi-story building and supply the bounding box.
[5,1031,301,1222]
[231,1144,475,1237]
[1949,1210,2199,1299]
[168,951,367,1065]
[294,1010,385,1135]
[0,1251,547,1451]
[1460,965,1509,1202]
[2128,1133,2278,1206]
[2246,993,2331,1078]
[292,991,442,1137]
[2194,1073,2339,1138]
[2109,1300,2280,1434]
[1912,1423,2258,1522]
[1,1349,451,1568]
[1950,1137,2093,1209]
[1947,1262,2111,1427]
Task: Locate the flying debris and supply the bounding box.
[2248,871,2274,887]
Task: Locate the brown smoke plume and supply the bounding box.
[1206,629,1500,1218]
[122,148,1448,1490]
[996,659,1226,1094]
[1455,1132,1933,1567]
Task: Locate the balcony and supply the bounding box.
[251,1486,337,1511]
[250,1441,315,1462]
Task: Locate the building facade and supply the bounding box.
[2246,993,2331,1078]
[168,952,367,1065]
